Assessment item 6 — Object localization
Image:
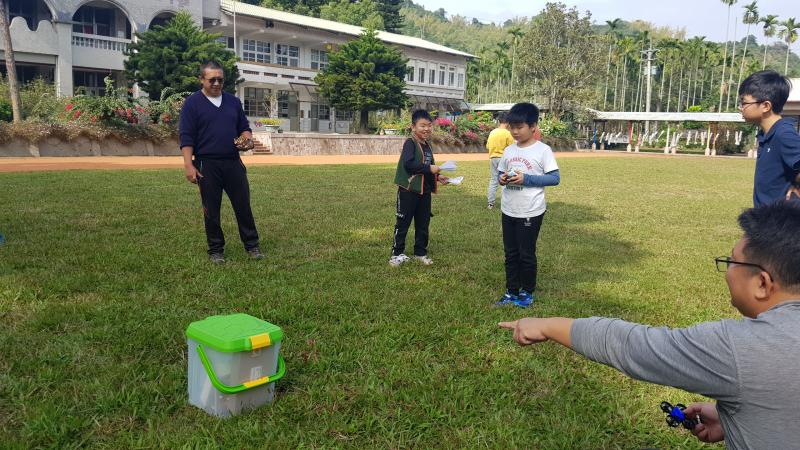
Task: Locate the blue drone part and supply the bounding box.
[660,401,699,430]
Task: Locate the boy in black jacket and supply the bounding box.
[389,110,448,266]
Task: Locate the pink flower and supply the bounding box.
[72,110,82,119]
[65,104,74,111]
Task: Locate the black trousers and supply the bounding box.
[392,188,432,257]
[194,158,260,254]
[502,213,545,294]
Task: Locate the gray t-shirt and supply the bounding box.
[571,301,800,450]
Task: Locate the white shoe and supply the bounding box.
[414,255,434,265]
[389,253,410,267]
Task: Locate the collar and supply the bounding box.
[757,117,792,145]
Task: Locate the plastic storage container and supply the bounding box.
[186,313,285,418]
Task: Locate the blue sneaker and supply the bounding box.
[494,291,518,307]
[514,291,534,308]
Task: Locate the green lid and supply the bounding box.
[186,313,283,353]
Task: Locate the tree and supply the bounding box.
[315,29,408,133]
[603,18,622,110]
[319,0,384,29]
[508,26,525,96]
[779,18,798,74]
[760,14,780,69]
[736,1,759,94]
[719,0,738,112]
[0,0,22,122]
[376,0,404,33]
[516,3,605,118]
[125,12,241,99]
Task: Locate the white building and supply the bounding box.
[0,0,473,132]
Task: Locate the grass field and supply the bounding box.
[0,155,753,448]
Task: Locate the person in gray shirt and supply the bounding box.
[499,201,800,450]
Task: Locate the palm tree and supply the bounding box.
[603,18,622,110]
[736,1,759,93]
[0,0,22,121]
[618,36,637,110]
[760,14,779,69]
[507,27,525,98]
[779,18,799,74]
[719,0,738,112]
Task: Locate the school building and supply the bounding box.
[0,0,473,133]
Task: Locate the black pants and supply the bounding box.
[392,188,432,257]
[194,158,260,254]
[502,213,545,294]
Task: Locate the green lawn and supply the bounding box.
[0,155,753,448]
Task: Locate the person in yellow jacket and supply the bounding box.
[486,113,515,209]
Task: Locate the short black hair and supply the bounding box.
[738,201,800,293]
[411,109,432,125]
[200,61,223,76]
[506,103,539,126]
[497,112,508,124]
[738,70,791,114]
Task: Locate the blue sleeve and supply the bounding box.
[236,97,252,135]
[179,96,196,149]
[779,130,800,172]
[523,170,560,187]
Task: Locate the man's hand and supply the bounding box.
[683,403,725,443]
[498,318,550,345]
[438,175,449,185]
[786,185,800,200]
[234,135,255,151]
[499,173,509,186]
[430,165,440,174]
[185,164,203,184]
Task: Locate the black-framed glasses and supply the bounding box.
[205,77,224,85]
[714,256,770,277]
[737,100,763,110]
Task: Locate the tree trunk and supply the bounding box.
[613,60,621,110]
[763,44,768,70]
[786,45,791,75]
[359,109,369,134]
[726,19,739,111]
[0,0,23,122]
[718,5,732,113]
[737,24,751,94]
[603,42,613,109]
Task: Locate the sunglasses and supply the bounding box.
[205,77,224,85]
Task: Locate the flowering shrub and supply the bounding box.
[0,76,189,144]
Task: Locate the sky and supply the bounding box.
[420,0,798,44]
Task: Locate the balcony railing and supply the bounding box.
[71,33,130,52]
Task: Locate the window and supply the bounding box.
[429,69,436,85]
[216,36,235,50]
[448,67,455,87]
[242,39,271,64]
[439,65,446,85]
[458,73,464,88]
[72,6,114,37]
[335,110,354,121]
[276,44,299,67]
[311,49,328,71]
[277,90,291,118]
[243,87,271,117]
[418,67,425,84]
[73,70,109,96]
[311,103,330,120]
[407,66,414,82]
[9,0,36,30]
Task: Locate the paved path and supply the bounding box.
[0,151,643,173]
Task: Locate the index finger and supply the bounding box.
[498,321,517,329]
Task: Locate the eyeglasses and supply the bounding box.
[714,256,771,277]
[205,77,224,85]
[737,100,763,110]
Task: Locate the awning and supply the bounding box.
[289,82,317,98]
[408,95,469,112]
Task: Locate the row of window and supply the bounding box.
[406,64,464,89]
[243,87,352,120]
[230,38,329,70]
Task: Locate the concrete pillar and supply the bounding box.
[664,125,670,154]
[54,22,73,96]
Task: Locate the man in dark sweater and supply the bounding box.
[179,61,263,264]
